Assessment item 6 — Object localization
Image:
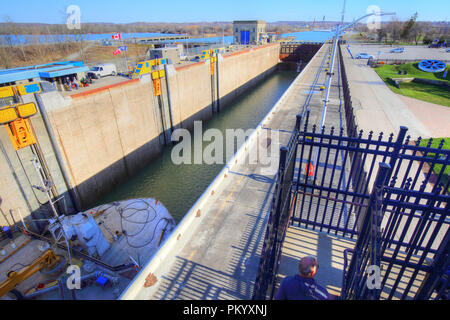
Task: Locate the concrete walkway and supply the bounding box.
[341,45,432,139]
[275,225,430,300]
[273,43,356,299]
[397,95,450,138]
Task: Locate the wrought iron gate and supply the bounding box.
[253,112,449,300]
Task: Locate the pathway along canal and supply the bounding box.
[94,69,297,222]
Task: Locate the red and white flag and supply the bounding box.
[112,48,122,55]
[112,33,122,40]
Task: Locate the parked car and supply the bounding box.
[87,63,117,79]
[390,48,404,53]
[355,53,374,59]
[446,48,450,53]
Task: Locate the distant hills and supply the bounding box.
[0,20,447,36]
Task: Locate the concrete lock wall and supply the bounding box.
[219,44,280,106]
[0,44,280,224]
[0,93,78,231]
[42,76,162,207]
[168,61,213,131]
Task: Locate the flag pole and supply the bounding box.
[122,33,129,72]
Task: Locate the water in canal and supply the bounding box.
[94,69,297,222]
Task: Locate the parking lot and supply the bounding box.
[61,75,129,97]
[61,44,268,97]
[347,44,450,61]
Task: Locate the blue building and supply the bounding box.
[0,61,89,91]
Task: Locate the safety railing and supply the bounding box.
[252,115,302,300]
[338,43,357,137]
[253,111,450,300]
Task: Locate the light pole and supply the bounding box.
[311,9,396,177]
[317,10,396,133]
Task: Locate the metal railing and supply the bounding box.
[253,112,450,300]
[338,44,357,137]
[252,115,302,300]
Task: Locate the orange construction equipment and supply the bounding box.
[305,163,315,177]
[152,78,162,96]
[6,118,37,150]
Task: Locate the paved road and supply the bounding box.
[347,44,450,61]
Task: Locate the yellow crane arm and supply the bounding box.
[0,249,62,298]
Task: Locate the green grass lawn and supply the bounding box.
[389,81,450,107]
[419,137,450,191]
[375,62,450,82]
[374,62,450,107]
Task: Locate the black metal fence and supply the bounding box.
[252,115,302,300]
[253,113,449,300]
[341,162,391,299]
[338,44,357,137]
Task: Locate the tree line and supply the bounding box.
[0,20,305,68]
[357,14,449,45]
[0,22,235,36]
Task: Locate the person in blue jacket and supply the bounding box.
[274,256,331,300]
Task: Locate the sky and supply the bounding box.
[2,0,449,24]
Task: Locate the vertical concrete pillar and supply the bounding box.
[34,93,82,212]
[147,66,174,146]
[216,53,221,112]
[147,72,166,146]
[159,71,174,145]
[164,63,175,135]
[209,59,215,114]
[159,97,169,145]
[209,54,220,114]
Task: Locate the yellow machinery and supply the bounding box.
[151,69,166,96]
[200,48,221,60]
[129,58,168,97]
[0,84,39,150]
[133,58,167,77]
[0,249,64,298]
[200,50,211,60]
